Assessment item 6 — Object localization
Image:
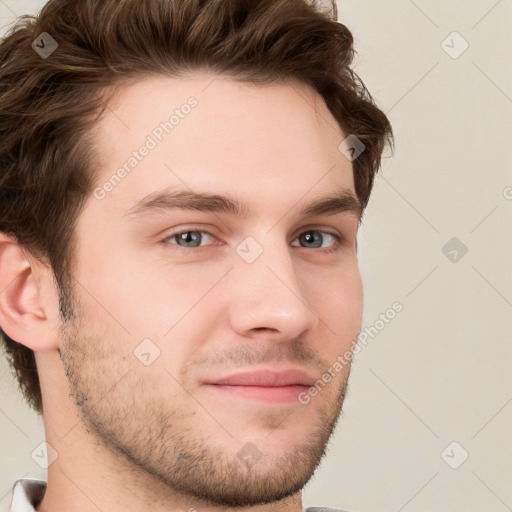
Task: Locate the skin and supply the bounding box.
[0,72,363,512]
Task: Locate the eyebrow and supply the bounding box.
[123,187,363,221]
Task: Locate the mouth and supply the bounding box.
[202,367,315,404]
[203,383,310,403]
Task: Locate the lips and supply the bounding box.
[203,368,316,387]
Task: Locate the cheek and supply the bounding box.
[125,262,229,336]
[342,265,363,319]
[76,247,226,340]
[314,256,362,303]
[310,263,363,348]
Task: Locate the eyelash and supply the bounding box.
[161,228,344,255]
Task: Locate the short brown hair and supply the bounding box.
[0,0,393,416]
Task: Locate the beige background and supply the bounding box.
[1,1,511,511]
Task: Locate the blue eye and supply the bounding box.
[162,229,343,253]
[163,230,216,248]
[291,230,342,252]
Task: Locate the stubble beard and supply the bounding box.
[57,281,352,508]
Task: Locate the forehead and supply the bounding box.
[88,73,355,219]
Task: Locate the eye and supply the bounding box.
[162,229,217,249]
[291,230,343,253]
[161,228,344,253]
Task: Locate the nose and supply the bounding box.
[226,236,319,342]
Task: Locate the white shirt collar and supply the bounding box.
[9,479,46,512]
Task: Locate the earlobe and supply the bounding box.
[0,234,59,352]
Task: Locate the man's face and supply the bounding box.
[58,73,363,507]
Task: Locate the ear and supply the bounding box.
[0,233,60,351]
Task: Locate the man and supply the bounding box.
[0,0,393,510]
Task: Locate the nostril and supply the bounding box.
[252,327,278,333]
